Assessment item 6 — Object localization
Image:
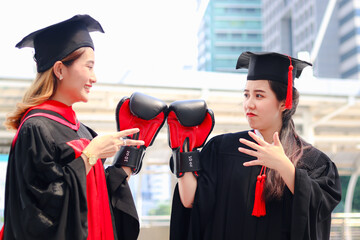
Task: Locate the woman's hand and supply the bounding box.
[238,131,295,193]
[85,128,145,159]
[238,131,289,171]
[81,128,145,174]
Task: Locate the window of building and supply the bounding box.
[216,33,228,39]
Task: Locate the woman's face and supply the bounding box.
[57,47,96,105]
[243,80,285,133]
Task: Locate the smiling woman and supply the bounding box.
[1,15,144,240]
[51,47,96,105]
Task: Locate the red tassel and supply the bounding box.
[252,166,267,217]
[285,56,293,110]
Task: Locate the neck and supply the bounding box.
[50,94,73,107]
[258,126,282,143]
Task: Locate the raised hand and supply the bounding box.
[238,131,295,193]
[85,128,145,160]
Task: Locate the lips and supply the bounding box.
[246,112,256,117]
[84,85,92,92]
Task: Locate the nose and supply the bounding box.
[244,96,255,110]
[90,72,97,84]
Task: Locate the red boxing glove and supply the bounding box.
[113,92,168,174]
[167,99,215,178]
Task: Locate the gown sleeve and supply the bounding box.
[85,124,140,240]
[105,166,140,240]
[170,136,221,240]
[291,147,342,240]
[4,119,88,240]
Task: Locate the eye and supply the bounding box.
[244,93,249,98]
[256,94,263,98]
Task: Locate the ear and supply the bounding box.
[280,100,286,112]
[53,61,64,80]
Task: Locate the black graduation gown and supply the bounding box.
[3,106,139,240]
[170,131,341,240]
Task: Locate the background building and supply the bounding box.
[198,0,360,80]
[338,0,360,79]
[262,0,340,78]
[197,0,262,73]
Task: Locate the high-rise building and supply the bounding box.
[198,0,360,79]
[262,0,343,78]
[197,0,263,73]
[338,0,360,79]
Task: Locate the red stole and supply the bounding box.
[86,161,115,240]
[67,139,115,240]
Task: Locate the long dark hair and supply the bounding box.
[263,80,305,200]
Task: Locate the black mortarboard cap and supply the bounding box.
[236,51,312,109]
[16,14,104,72]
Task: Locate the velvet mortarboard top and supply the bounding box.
[16,14,104,72]
[236,51,312,84]
[236,51,312,109]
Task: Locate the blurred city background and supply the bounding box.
[1,0,360,239]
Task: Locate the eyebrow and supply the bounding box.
[244,89,266,93]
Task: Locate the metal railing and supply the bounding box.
[138,213,360,240]
[331,213,360,240]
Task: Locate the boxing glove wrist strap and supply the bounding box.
[172,148,201,178]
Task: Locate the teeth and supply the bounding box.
[84,86,90,89]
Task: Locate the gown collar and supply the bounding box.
[254,129,274,145]
[24,100,77,124]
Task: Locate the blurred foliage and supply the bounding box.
[335,176,360,213]
[148,201,171,216]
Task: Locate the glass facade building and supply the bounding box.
[339,0,360,79]
[262,0,360,79]
[197,0,262,73]
[262,0,341,78]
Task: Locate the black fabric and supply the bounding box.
[170,131,341,240]
[236,52,312,84]
[15,14,104,72]
[3,109,139,240]
[105,166,139,240]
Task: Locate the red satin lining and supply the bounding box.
[21,100,77,124]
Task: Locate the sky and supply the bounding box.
[0,0,199,83]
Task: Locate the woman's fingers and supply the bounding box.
[248,131,267,146]
[122,139,145,146]
[113,128,145,146]
[273,132,281,146]
[243,160,262,167]
[238,147,258,157]
[114,128,140,138]
[239,138,260,150]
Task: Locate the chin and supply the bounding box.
[80,93,89,103]
[247,120,257,130]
